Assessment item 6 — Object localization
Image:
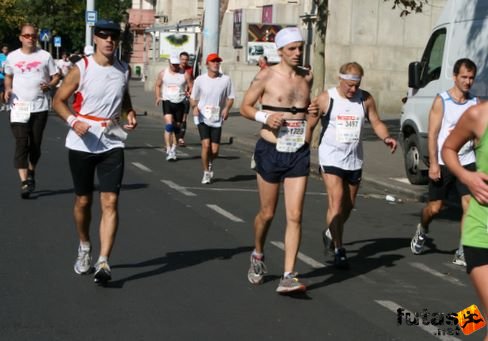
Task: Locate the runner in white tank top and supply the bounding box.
[410,59,480,266]
[310,62,397,269]
[154,57,192,161]
[53,19,137,285]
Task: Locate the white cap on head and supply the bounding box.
[275,27,304,49]
[84,45,94,56]
[170,54,180,64]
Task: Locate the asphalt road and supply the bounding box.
[0,111,482,340]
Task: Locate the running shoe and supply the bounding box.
[27,170,35,193]
[276,272,306,293]
[334,247,349,269]
[247,254,267,284]
[93,260,112,284]
[20,181,30,199]
[452,249,467,267]
[74,245,92,275]
[166,150,177,161]
[322,228,334,255]
[410,224,427,255]
[208,162,214,179]
[201,171,212,184]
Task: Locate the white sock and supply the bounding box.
[283,272,292,278]
[80,241,91,251]
[171,144,176,151]
[252,250,263,259]
[97,256,108,263]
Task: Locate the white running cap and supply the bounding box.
[275,27,304,49]
[170,54,180,64]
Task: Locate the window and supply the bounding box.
[420,28,446,86]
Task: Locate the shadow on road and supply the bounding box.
[106,246,253,288]
[301,237,407,291]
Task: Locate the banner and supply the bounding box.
[159,32,196,59]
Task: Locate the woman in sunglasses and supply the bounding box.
[53,19,137,285]
[3,23,60,199]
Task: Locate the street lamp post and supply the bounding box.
[85,0,95,48]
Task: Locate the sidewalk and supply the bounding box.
[129,81,428,202]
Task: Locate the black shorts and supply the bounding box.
[428,163,475,201]
[183,98,190,115]
[320,165,362,185]
[0,79,4,93]
[162,100,185,123]
[69,148,124,195]
[464,245,488,274]
[197,123,222,143]
[254,138,310,183]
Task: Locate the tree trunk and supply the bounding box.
[311,0,328,148]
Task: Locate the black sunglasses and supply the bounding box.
[95,30,120,40]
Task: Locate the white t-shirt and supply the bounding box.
[190,73,235,128]
[65,56,129,153]
[56,58,72,78]
[4,48,58,112]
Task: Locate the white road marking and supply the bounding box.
[132,162,152,172]
[185,186,326,196]
[160,180,197,196]
[376,300,462,341]
[390,177,412,184]
[271,241,325,269]
[206,204,244,222]
[409,262,466,287]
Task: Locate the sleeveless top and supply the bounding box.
[161,68,186,103]
[65,56,129,153]
[463,127,488,249]
[318,87,366,170]
[437,91,477,165]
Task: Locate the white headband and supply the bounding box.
[339,73,362,81]
[275,27,304,49]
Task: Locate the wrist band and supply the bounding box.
[383,136,392,144]
[255,110,269,124]
[66,115,78,128]
[193,116,200,125]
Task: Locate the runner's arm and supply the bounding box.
[442,106,488,204]
[3,74,12,102]
[427,96,443,179]
[365,92,397,153]
[122,87,137,130]
[154,71,163,106]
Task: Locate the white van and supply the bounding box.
[400,0,488,184]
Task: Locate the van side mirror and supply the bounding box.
[408,62,422,89]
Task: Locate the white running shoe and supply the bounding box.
[74,246,92,275]
[410,224,427,255]
[201,171,212,184]
[208,162,214,179]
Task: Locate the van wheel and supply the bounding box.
[404,134,428,185]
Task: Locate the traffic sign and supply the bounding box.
[54,36,61,47]
[40,28,50,42]
[86,10,97,26]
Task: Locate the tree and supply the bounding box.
[384,0,429,16]
[0,0,131,53]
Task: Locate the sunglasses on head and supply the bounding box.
[21,33,37,39]
[95,30,120,40]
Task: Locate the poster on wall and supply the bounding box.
[159,32,196,59]
[247,24,285,64]
[233,9,242,48]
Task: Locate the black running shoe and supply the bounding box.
[27,170,35,193]
[334,248,349,269]
[93,261,112,284]
[20,181,30,199]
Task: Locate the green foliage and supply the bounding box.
[0,0,131,53]
[384,0,429,17]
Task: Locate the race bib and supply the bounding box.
[336,114,361,143]
[10,101,31,123]
[104,122,128,141]
[204,105,220,122]
[276,119,306,152]
[167,85,179,95]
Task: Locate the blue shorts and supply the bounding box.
[254,138,310,183]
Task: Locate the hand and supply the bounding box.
[465,171,488,205]
[308,100,319,117]
[222,108,229,121]
[40,82,50,93]
[384,136,397,153]
[123,111,137,130]
[4,89,11,103]
[428,163,441,182]
[266,113,284,129]
[155,97,162,106]
[72,120,91,137]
